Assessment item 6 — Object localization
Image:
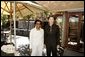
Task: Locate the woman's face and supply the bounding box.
[48,17,54,26]
[35,21,41,30]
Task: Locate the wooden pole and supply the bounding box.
[10,2,12,43]
[13,1,17,50]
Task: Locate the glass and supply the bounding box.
[68,15,79,45]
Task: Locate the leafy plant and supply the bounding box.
[1,14,8,28]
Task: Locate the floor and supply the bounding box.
[1,42,84,56]
[1,37,84,56]
[63,48,84,56]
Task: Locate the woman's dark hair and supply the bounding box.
[47,15,57,24]
[48,15,56,20]
[34,20,42,25]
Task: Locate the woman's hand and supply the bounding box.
[29,48,32,55]
[44,44,46,48]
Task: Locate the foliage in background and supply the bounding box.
[1,14,9,29]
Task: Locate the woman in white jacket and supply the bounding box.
[30,20,44,56]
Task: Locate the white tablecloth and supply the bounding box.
[11,35,29,49]
[1,45,15,53]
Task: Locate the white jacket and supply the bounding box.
[30,27,44,56]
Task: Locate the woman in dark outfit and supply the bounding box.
[44,16,60,56]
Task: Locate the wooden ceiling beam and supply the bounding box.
[1,7,10,13]
[16,4,23,18]
[22,3,34,13]
[5,1,10,11]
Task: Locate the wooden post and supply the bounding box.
[63,11,69,48]
[9,2,12,43]
[77,12,82,50]
[61,12,66,47]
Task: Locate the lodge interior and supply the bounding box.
[1,1,84,56]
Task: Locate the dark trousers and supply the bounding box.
[46,44,57,56]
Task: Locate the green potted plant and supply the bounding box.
[1,14,8,30]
